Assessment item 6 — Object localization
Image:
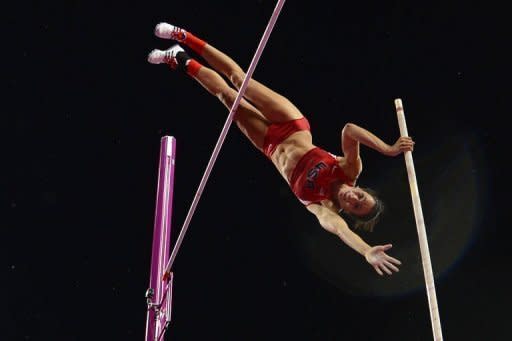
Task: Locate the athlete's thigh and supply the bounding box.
[233,98,270,152]
[231,73,303,123]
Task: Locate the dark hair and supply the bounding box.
[339,187,384,232]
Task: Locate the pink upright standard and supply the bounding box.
[145,136,176,341]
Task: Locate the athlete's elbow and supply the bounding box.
[344,122,361,130]
[320,218,342,237]
[342,123,357,136]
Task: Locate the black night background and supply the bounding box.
[4,1,508,340]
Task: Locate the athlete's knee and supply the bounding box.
[229,71,245,90]
[217,88,246,121]
[216,87,236,108]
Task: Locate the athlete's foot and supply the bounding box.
[147,44,185,69]
[154,22,187,41]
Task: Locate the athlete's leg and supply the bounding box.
[148,45,269,151]
[154,23,303,123]
[202,44,304,122]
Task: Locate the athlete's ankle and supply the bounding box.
[183,32,207,56]
[175,51,191,73]
[185,59,202,77]
[174,50,203,77]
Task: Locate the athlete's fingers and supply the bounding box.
[387,255,401,265]
[385,260,400,272]
[381,244,392,251]
[381,264,392,275]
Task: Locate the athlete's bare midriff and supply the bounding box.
[270,130,360,186]
[270,130,316,183]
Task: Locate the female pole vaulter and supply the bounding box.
[148,23,414,276]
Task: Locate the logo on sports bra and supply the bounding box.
[305,162,327,190]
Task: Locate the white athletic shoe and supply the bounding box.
[154,22,187,41]
[147,44,185,69]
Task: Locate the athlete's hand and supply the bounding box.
[364,244,402,275]
[385,136,415,156]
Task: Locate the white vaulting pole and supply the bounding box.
[394,98,444,341]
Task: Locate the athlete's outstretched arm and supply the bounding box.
[341,123,414,161]
[306,204,401,275]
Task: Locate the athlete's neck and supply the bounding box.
[330,181,343,208]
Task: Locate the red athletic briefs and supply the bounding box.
[289,147,356,206]
[263,117,311,158]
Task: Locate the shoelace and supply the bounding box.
[171,27,186,41]
[164,51,178,68]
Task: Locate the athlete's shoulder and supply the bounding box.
[320,199,339,213]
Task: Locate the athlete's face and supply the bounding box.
[337,184,376,216]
